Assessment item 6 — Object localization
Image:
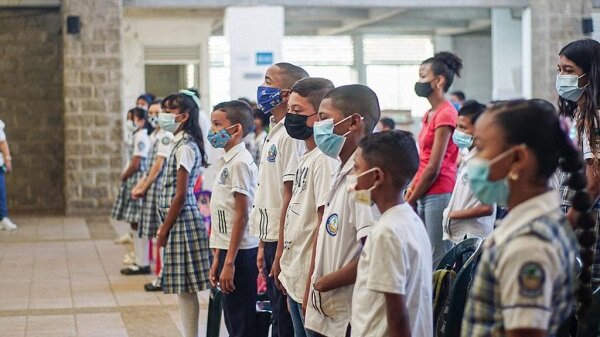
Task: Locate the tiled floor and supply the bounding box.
[0,216,227,337]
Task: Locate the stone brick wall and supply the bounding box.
[62,0,123,215]
[0,9,64,212]
[530,0,591,102]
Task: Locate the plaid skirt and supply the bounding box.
[138,175,163,239]
[159,205,211,294]
[111,170,145,224]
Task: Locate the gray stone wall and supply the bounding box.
[62,0,123,215]
[0,9,64,212]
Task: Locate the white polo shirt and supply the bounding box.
[133,128,150,159]
[442,149,496,243]
[249,117,305,242]
[154,129,175,159]
[278,148,339,303]
[304,151,377,337]
[351,203,433,337]
[209,142,259,250]
[0,119,7,167]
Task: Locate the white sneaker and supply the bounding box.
[123,251,136,265]
[0,217,17,231]
[114,232,133,244]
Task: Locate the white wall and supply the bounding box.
[491,8,523,100]
[451,34,493,103]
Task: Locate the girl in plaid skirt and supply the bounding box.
[156,91,211,337]
[112,107,152,275]
[132,99,175,289]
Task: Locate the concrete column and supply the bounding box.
[225,6,284,99]
[433,35,453,53]
[63,0,124,214]
[491,8,522,100]
[522,7,532,99]
[352,34,367,85]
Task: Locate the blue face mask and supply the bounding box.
[314,116,354,159]
[452,130,473,149]
[158,112,181,134]
[207,125,238,148]
[466,148,515,207]
[257,86,283,112]
[556,74,587,102]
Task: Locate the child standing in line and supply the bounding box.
[132,99,175,290]
[278,77,337,337]
[351,131,432,337]
[155,92,211,337]
[304,85,381,337]
[112,107,152,275]
[208,100,259,337]
[0,118,17,231]
[442,100,496,245]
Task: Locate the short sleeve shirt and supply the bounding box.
[413,100,458,195]
[351,203,433,337]
[133,128,150,158]
[173,131,196,173]
[155,129,175,159]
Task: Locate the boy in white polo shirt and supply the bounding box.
[305,85,381,337]
[252,63,309,336]
[351,131,433,337]
[277,77,337,337]
[208,100,259,337]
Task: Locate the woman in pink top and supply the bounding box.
[406,52,462,268]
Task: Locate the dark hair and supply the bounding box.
[422,52,463,92]
[129,107,154,134]
[290,77,335,112]
[359,130,419,190]
[379,117,395,130]
[253,108,270,128]
[451,91,466,101]
[458,100,486,124]
[162,93,208,167]
[323,84,381,134]
[558,39,600,167]
[186,88,201,100]
[213,100,254,138]
[149,98,163,109]
[274,62,310,89]
[137,94,152,106]
[489,99,594,316]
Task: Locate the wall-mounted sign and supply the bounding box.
[256,52,274,66]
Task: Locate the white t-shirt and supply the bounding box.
[442,149,496,243]
[132,128,150,158]
[154,129,175,159]
[0,119,7,167]
[304,151,378,337]
[278,148,339,302]
[173,131,196,173]
[209,142,259,250]
[351,203,433,337]
[249,117,305,242]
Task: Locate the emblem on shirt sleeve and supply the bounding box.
[219,168,229,185]
[518,262,545,297]
[325,213,339,236]
[138,142,146,151]
[267,144,278,163]
[161,136,171,145]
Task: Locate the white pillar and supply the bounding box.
[224,6,284,100]
[434,35,453,53]
[491,8,523,100]
[521,7,532,99]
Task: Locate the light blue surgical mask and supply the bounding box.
[466,148,516,207]
[158,112,181,134]
[314,115,354,159]
[452,130,473,149]
[556,74,587,102]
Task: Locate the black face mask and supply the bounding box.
[284,112,316,140]
[414,81,434,98]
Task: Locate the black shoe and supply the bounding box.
[120,265,151,275]
[144,282,162,292]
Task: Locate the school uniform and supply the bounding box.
[210,141,259,337]
[249,117,304,336]
[442,148,496,244]
[112,128,150,223]
[351,203,433,337]
[139,129,175,239]
[305,151,377,337]
[461,190,577,337]
[158,132,211,294]
[278,148,339,334]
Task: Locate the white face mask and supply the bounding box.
[348,167,380,205]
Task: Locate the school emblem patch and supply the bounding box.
[325,213,339,236]
[161,136,171,145]
[219,168,229,184]
[138,142,146,151]
[267,144,277,163]
[518,262,545,297]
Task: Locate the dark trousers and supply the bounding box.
[263,241,294,337]
[217,248,258,337]
[0,171,8,219]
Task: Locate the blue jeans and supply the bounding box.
[0,171,8,219]
[263,241,294,337]
[288,296,320,337]
[418,193,453,269]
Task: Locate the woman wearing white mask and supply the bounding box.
[556,39,600,291]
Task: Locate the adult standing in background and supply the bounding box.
[0,118,16,231]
